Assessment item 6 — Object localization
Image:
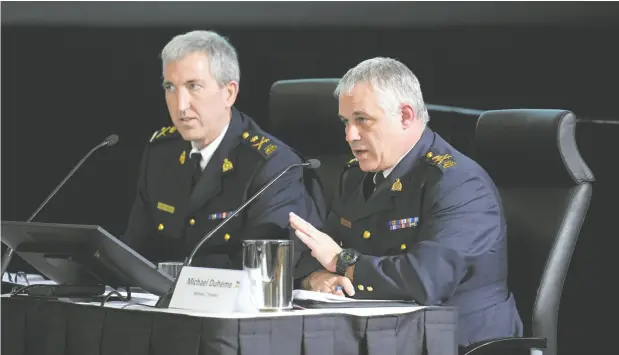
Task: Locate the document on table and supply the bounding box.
[292,290,418,308]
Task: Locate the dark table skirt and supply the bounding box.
[2,296,457,355]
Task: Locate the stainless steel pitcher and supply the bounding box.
[242,239,293,311]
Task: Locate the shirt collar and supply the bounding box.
[381,144,416,178]
[189,124,230,160]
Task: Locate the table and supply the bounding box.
[2,296,457,355]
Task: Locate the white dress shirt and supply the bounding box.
[188,124,230,171]
[373,144,416,184]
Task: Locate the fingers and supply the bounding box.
[316,276,356,297]
[333,288,345,297]
[337,276,355,297]
[289,212,319,236]
[317,284,332,293]
[294,229,317,250]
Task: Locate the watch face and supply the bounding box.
[340,249,358,264]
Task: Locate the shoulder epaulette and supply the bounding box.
[149,126,180,143]
[345,158,359,169]
[240,131,279,159]
[425,151,456,170]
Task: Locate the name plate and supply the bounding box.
[169,266,258,313]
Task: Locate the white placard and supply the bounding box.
[168,266,258,314]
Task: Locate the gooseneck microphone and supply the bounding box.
[155,158,321,308]
[1,134,120,278]
[186,158,320,265]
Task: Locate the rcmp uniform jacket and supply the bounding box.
[123,107,325,280]
[326,127,523,346]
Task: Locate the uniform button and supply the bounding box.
[400,244,407,250]
[367,286,374,292]
[357,284,364,291]
[157,223,164,231]
[189,218,196,226]
[224,233,231,241]
[363,231,371,239]
[426,152,433,158]
[242,132,249,139]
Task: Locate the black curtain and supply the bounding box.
[3,22,618,355]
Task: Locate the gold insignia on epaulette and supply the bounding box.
[252,136,270,150]
[346,158,358,167]
[264,144,278,156]
[391,178,403,192]
[250,136,258,143]
[179,151,186,165]
[426,151,456,169]
[222,158,233,173]
[433,154,456,169]
[150,126,178,142]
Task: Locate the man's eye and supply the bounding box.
[356,117,367,123]
[189,84,201,90]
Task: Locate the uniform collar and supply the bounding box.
[189,123,229,162]
[380,126,434,179]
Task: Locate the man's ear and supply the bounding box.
[400,104,416,129]
[223,81,239,108]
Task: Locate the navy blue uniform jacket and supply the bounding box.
[123,107,325,280]
[326,127,523,346]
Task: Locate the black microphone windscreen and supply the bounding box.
[104,134,120,147]
[306,159,321,169]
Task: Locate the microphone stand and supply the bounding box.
[155,160,317,308]
[1,136,119,280]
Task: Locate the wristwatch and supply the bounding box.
[336,248,360,276]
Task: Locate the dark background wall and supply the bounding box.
[2,2,618,353]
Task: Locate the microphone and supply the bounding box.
[1,134,121,278]
[155,158,321,308]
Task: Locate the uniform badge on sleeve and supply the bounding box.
[388,217,419,231]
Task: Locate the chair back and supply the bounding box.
[474,109,595,355]
[269,79,350,209]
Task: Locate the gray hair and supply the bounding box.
[160,30,240,86]
[334,57,429,124]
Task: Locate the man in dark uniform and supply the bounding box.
[122,30,324,281]
[289,57,523,347]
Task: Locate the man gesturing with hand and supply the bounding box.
[289,57,522,349]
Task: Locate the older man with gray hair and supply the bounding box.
[123,30,325,286]
[290,57,523,348]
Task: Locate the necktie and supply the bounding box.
[190,153,203,190]
[374,172,386,187]
[363,172,384,200]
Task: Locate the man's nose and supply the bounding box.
[345,124,360,143]
[176,90,190,114]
